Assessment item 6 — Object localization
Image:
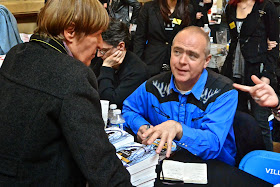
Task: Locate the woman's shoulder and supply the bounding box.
[143,0,158,8]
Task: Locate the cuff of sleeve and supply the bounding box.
[174,124,196,149]
[261,70,274,81]
[99,66,115,79]
[129,117,151,135]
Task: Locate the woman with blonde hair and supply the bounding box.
[0,0,131,186]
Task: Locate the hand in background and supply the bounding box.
[233,75,278,108]
[203,0,212,3]
[141,120,183,158]
[267,39,277,51]
[196,12,203,20]
[102,50,125,69]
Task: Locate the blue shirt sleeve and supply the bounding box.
[122,82,151,134]
[175,89,238,160]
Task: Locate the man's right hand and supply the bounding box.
[102,50,125,69]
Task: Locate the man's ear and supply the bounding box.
[204,54,211,68]
[63,24,76,43]
[117,41,126,51]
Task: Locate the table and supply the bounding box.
[154,149,273,187]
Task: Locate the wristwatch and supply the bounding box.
[271,97,280,117]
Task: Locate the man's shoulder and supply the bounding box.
[206,69,234,90]
[123,51,149,74]
[144,72,177,102]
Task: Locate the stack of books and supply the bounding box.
[116,142,159,187]
[105,127,177,186]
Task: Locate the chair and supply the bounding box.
[239,150,280,185]
[233,111,266,166]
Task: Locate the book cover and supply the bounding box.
[146,139,177,161]
[105,127,134,149]
[116,142,159,174]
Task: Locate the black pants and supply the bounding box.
[237,89,273,151]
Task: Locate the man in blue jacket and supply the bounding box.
[122,26,238,166]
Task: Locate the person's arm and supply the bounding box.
[59,69,131,186]
[139,89,238,160]
[133,3,149,58]
[173,89,238,160]
[261,1,279,82]
[233,75,279,108]
[234,75,280,120]
[98,52,148,108]
[123,82,151,133]
[124,0,141,25]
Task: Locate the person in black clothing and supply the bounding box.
[221,0,279,151]
[105,0,141,32]
[191,0,213,27]
[91,19,149,109]
[133,0,195,77]
[0,0,131,186]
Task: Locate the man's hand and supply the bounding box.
[141,120,183,158]
[102,50,125,69]
[137,125,153,142]
[233,75,278,108]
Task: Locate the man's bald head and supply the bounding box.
[173,26,210,58]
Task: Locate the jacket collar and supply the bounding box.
[170,69,208,100]
[29,34,68,54]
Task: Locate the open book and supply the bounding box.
[160,160,208,184]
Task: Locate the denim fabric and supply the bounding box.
[0,5,22,55]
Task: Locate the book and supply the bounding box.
[116,142,159,173]
[132,172,157,186]
[146,139,177,161]
[105,127,134,149]
[137,179,155,187]
[160,160,208,184]
[130,165,156,183]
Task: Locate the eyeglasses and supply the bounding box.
[98,47,113,55]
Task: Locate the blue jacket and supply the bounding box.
[0,5,22,55]
[123,69,238,165]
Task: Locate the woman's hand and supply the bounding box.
[267,38,277,50]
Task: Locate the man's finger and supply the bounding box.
[233,83,251,92]
[156,133,167,154]
[165,138,173,158]
[251,75,263,85]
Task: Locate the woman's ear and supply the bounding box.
[63,24,76,43]
[117,41,126,51]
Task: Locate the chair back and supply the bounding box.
[233,111,266,166]
[239,150,280,185]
